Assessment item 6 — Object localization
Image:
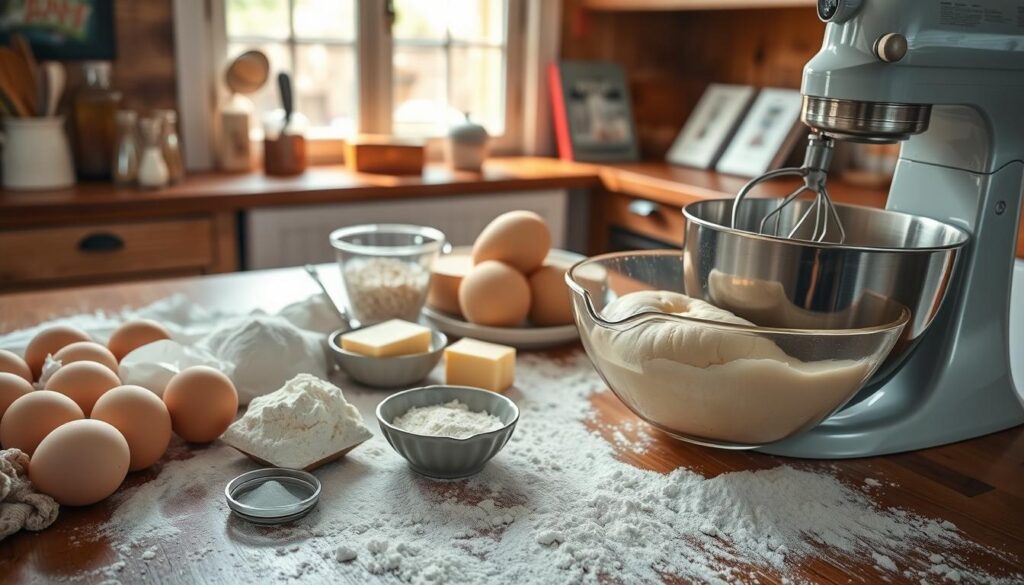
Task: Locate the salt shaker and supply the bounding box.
[157,109,185,184]
[137,116,169,189]
[112,110,140,186]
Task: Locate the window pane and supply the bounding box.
[295,44,357,136]
[449,47,504,134]
[392,0,446,41]
[393,47,448,136]
[226,0,290,39]
[448,0,505,44]
[293,0,355,41]
[227,42,292,120]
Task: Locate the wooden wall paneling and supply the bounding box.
[560,2,824,159]
[59,1,178,113]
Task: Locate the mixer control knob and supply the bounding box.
[875,33,908,63]
[817,0,862,23]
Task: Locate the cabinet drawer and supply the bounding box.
[603,194,686,247]
[0,219,214,285]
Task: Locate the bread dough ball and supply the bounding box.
[597,290,789,368]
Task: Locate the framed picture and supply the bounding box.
[0,0,116,61]
[666,84,756,169]
[549,61,639,162]
[715,88,804,178]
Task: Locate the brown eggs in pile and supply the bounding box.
[427,210,576,328]
[0,321,238,507]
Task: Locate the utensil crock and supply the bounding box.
[2,117,74,190]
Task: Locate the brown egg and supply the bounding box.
[107,319,171,361]
[0,372,33,422]
[0,349,32,383]
[0,390,84,455]
[472,211,551,273]
[163,366,238,443]
[427,253,473,315]
[29,419,130,506]
[528,263,575,326]
[46,361,121,416]
[459,261,531,327]
[24,325,91,380]
[92,385,172,471]
[53,341,119,373]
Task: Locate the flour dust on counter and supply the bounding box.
[63,344,1018,584]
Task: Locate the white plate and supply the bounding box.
[421,248,586,350]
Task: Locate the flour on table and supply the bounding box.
[10,296,1015,584]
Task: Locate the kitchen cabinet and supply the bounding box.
[0,214,237,291]
[245,190,569,269]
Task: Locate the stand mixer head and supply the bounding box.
[687,0,1024,458]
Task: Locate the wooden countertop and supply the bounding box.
[0,158,600,227]
[0,268,1022,583]
[1,157,1021,258]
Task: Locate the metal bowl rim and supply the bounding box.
[328,328,448,362]
[566,250,911,337]
[683,198,970,253]
[376,384,520,443]
[224,467,322,518]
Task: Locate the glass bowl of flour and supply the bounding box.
[331,224,446,325]
[566,251,908,449]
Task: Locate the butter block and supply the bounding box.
[444,337,515,393]
[341,319,432,357]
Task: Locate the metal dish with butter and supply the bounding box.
[328,328,447,389]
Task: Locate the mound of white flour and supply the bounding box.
[222,374,372,469]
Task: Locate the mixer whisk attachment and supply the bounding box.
[730,133,846,244]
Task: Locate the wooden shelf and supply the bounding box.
[583,0,815,11]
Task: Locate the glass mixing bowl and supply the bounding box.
[330,224,446,325]
[565,250,909,449]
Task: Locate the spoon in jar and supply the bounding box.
[303,264,351,330]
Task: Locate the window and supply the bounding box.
[225,0,358,138]
[391,0,508,137]
[221,0,520,142]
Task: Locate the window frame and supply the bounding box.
[211,0,524,154]
[174,0,555,170]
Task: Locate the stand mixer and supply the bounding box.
[683,0,1024,457]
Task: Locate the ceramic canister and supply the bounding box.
[2,117,75,190]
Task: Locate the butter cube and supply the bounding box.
[341,319,432,357]
[444,337,515,393]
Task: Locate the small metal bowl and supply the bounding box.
[225,468,321,525]
[328,328,447,389]
[376,385,519,479]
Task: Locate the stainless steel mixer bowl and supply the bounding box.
[682,198,969,374]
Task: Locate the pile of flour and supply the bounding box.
[392,400,504,439]
[222,374,372,469]
[84,348,1020,584]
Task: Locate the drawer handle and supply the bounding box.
[628,199,659,218]
[78,232,125,253]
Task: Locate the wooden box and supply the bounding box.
[344,135,425,175]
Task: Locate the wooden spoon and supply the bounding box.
[10,34,39,115]
[0,54,31,117]
[0,48,35,116]
[42,62,65,117]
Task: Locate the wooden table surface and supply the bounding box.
[0,268,1022,584]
